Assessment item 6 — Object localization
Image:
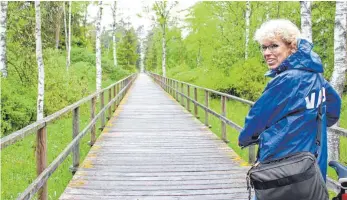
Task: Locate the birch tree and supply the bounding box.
[328,1,347,161]
[300,1,312,42]
[63,2,68,54]
[112,1,118,68]
[96,1,103,91]
[0,1,8,78]
[67,1,72,70]
[35,1,45,120]
[153,1,177,77]
[245,1,250,59]
[55,4,62,49]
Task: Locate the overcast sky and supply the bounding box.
[87,0,199,38]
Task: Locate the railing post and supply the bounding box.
[176,81,179,102]
[194,87,198,118]
[113,85,117,111]
[116,83,120,107]
[108,88,112,120]
[328,129,340,161]
[205,90,209,127]
[181,83,184,106]
[36,126,47,200]
[221,96,228,143]
[90,96,96,146]
[249,146,256,164]
[100,91,105,129]
[187,85,190,111]
[70,107,80,174]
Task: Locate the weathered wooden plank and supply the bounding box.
[74,170,248,177]
[63,188,247,196]
[60,193,249,200]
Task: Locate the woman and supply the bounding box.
[238,19,341,185]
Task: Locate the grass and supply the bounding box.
[1,79,126,200]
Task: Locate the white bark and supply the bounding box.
[35,1,45,121]
[112,1,117,68]
[300,1,312,43]
[245,1,250,59]
[96,1,102,91]
[162,23,166,77]
[0,1,8,78]
[67,1,72,70]
[153,2,177,77]
[328,1,347,161]
[63,2,68,55]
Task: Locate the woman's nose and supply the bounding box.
[263,48,272,56]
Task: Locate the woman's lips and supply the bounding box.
[266,59,276,65]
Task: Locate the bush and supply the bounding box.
[228,58,268,101]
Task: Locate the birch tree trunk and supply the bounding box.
[300,1,312,43]
[328,1,347,161]
[63,2,68,68]
[245,1,250,60]
[112,1,117,68]
[162,23,166,77]
[153,2,177,77]
[96,1,103,91]
[35,1,45,121]
[0,1,8,78]
[55,6,62,49]
[67,1,72,70]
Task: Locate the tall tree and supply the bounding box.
[0,1,8,77]
[63,2,68,53]
[55,3,62,49]
[245,1,251,59]
[300,1,312,42]
[265,1,270,20]
[328,1,347,161]
[112,1,118,68]
[35,1,45,121]
[96,1,102,91]
[67,1,72,70]
[152,1,177,77]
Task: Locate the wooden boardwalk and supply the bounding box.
[60,74,250,200]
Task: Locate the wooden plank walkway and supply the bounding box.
[60,73,250,200]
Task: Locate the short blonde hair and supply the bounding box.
[254,19,301,45]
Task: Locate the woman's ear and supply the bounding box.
[290,42,297,53]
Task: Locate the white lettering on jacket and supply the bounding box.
[305,87,326,109]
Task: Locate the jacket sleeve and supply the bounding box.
[325,81,341,127]
[238,75,293,148]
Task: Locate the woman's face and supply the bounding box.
[260,37,294,70]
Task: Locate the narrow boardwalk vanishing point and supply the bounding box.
[60,74,250,200]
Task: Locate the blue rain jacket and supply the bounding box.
[238,39,341,181]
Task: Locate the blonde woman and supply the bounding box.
[238,19,341,199]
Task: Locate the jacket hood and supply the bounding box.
[265,39,324,77]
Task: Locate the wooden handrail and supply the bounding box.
[1,74,136,149]
[2,74,136,200]
[147,72,347,158]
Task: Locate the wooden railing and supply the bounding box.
[1,74,137,200]
[147,72,347,193]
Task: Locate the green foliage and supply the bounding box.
[116,28,139,71]
[228,58,269,101]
